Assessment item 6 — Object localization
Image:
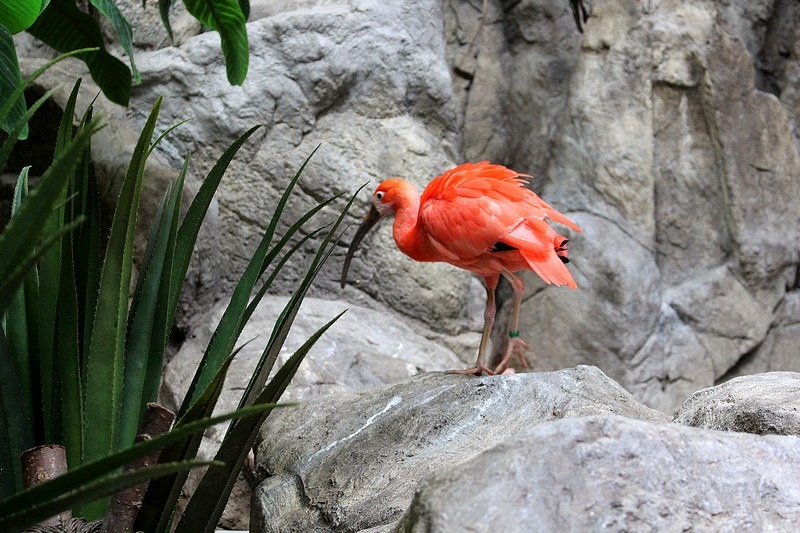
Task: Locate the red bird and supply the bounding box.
[341,161,581,375]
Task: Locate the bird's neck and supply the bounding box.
[392,196,435,262]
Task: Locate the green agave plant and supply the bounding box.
[0,54,354,531]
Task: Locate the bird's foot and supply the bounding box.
[493,336,531,374]
[449,363,495,376]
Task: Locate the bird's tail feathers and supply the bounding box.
[521,248,577,289]
[505,221,577,289]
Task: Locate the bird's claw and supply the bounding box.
[493,337,531,374]
[449,363,495,376]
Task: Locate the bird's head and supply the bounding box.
[340,179,414,288]
[369,178,410,214]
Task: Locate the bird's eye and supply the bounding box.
[375,191,385,201]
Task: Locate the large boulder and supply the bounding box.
[252,366,668,531]
[253,367,800,532]
[398,415,800,532]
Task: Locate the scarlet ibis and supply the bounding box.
[341,161,581,375]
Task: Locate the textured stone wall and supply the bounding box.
[15,0,800,413]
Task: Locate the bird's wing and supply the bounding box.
[419,162,579,260]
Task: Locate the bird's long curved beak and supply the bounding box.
[340,205,384,288]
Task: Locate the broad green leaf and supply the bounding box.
[81,98,161,518]
[182,0,248,84]
[176,312,345,532]
[27,0,131,105]
[89,0,140,83]
[0,24,27,138]
[0,460,220,532]
[0,0,41,34]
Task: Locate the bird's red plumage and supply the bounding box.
[406,161,580,287]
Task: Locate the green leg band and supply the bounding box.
[509,330,520,338]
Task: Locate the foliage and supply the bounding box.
[0,62,352,530]
[0,0,250,138]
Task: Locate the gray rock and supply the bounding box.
[674,372,800,436]
[125,0,475,334]
[397,415,800,532]
[726,291,800,378]
[252,366,667,532]
[163,295,466,410]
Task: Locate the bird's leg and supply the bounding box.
[493,271,531,374]
[450,276,498,376]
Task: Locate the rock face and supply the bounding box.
[251,367,668,532]
[13,0,800,414]
[253,368,800,532]
[491,0,800,412]
[397,415,800,532]
[162,296,467,411]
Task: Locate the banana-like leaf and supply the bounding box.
[0,1,42,34]
[176,312,345,532]
[0,24,27,138]
[182,0,248,85]
[89,0,140,82]
[0,460,220,531]
[81,98,161,519]
[27,0,131,105]
[157,0,176,41]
